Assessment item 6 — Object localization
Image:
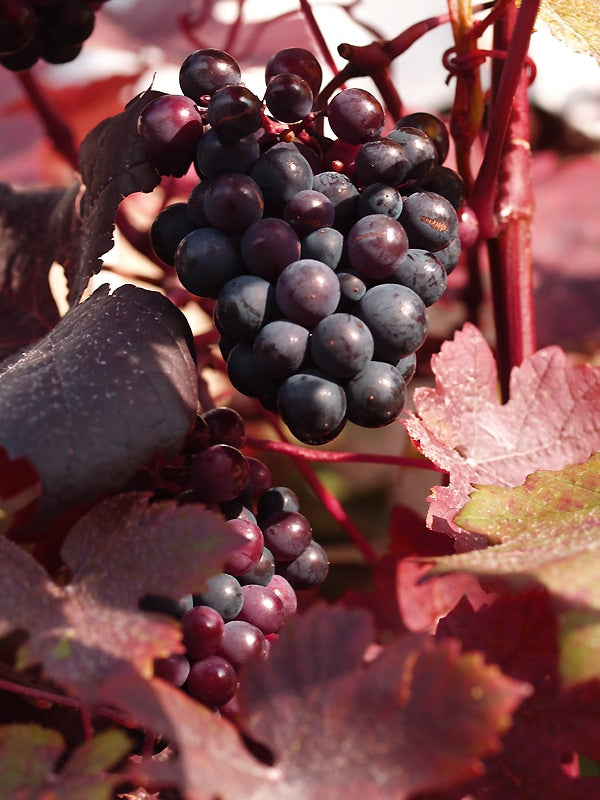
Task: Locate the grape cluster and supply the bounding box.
[143,47,468,445]
[142,406,329,709]
[0,0,110,70]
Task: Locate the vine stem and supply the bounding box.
[254,411,380,564]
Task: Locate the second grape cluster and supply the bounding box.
[142,47,467,445]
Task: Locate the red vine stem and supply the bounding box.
[254,411,380,564]
[246,436,445,472]
[298,0,339,76]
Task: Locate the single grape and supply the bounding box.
[237,456,272,502]
[241,218,301,281]
[238,546,276,587]
[345,360,406,428]
[179,48,241,102]
[275,259,340,327]
[154,653,190,687]
[400,191,459,251]
[193,573,244,622]
[256,486,300,521]
[137,94,204,165]
[327,88,384,144]
[357,283,428,362]
[236,584,286,635]
[279,539,329,589]
[187,181,210,227]
[265,47,322,95]
[390,249,447,307]
[41,38,82,65]
[203,172,264,235]
[283,190,335,236]
[397,352,417,384]
[267,574,298,619]
[277,370,347,445]
[139,593,193,619]
[249,142,314,215]
[174,227,243,299]
[357,183,403,220]
[207,84,262,141]
[300,227,344,269]
[336,271,367,312]
[386,126,437,183]
[223,518,264,577]
[220,500,257,523]
[150,202,197,266]
[260,510,313,561]
[182,605,225,661]
[353,138,410,187]
[253,319,310,379]
[44,0,95,46]
[311,171,359,232]
[394,112,450,164]
[0,0,37,55]
[186,655,238,707]
[189,444,249,503]
[201,406,245,448]
[226,343,282,409]
[218,620,268,671]
[346,214,409,281]
[214,274,278,341]
[194,128,260,180]
[435,235,462,275]
[310,313,374,379]
[265,72,313,123]
[418,165,465,210]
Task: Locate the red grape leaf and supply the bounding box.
[0,493,241,701]
[431,454,600,686]
[0,284,197,527]
[402,323,600,543]
[0,723,130,800]
[0,181,82,360]
[106,604,530,800]
[73,89,169,304]
[436,590,600,797]
[0,446,41,536]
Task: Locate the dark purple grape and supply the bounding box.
[265,72,313,123]
[353,138,410,187]
[214,275,278,340]
[174,227,243,299]
[267,574,297,619]
[400,191,458,251]
[182,605,225,660]
[139,593,193,620]
[249,142,313,215]
[346,214,409,280]
[186,181,210,226]
[310,313,374,379]
[279,539,329,589]
[189,444,249,503]
[283,190,335,236]
[137,94,204,164]
[336,271,367,312]
[397,352,417,384]
[203,173,264,234]
[41,38,82,65]
[327,88,384,144]
[241,457,272,500]
[186,655,238,707]
[357,183,403,219]
[194,129,260,179]
[236,584,286,635]
[311,171,359,233]
[181,414,211,455]
[395,112,449,164]
[390,249,447,307]
[418,165,465,210]
[220,500,257,523]
[277,370,347,445]
[154,653,190,687]
[275,259,340,327]
[44,0,95,46]
[300,227,344,269]
[386,126,437,183]
[207,84,262,141]
[150,202,197,266]
[0,0,36,54]
[253,319,309,379]
[202,406,245,448]
[238,546,276,587]
[357,283,427,361]
[265,47,322,95]
[345,361,406,428]
[0,34,40,69]
[435,235,462,275]
[241,218,301,281]
[218,620,268,670]
[194,573,243,621]
[223,518,264,577]
[260,510,312,561]
[226,343,282,409]
[256,486,300,521]
[179,48,241,102]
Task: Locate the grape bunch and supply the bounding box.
[142,47,469,445]
[142,406,329,709]
[0,0,110,70]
